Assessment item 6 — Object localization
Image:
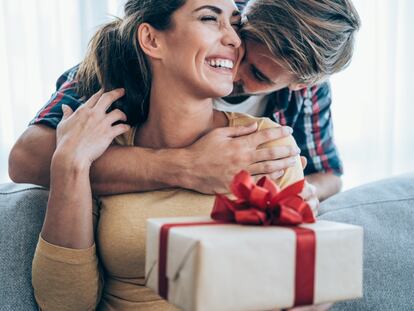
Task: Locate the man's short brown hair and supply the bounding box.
[241,0,361,85]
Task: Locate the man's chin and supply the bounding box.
[228,83,276,98]
[226,88,268,98]
[226,84,250,98]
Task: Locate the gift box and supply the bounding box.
[146,172,363,310]
[145,216,363,311]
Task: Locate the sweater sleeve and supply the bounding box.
[32,200,103,311]
[257,118,304,188]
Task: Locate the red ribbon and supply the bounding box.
[157,171,316,306]
[211,170,315,226]
[292,227,316,306]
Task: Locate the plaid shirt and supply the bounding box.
[31,1,343,176]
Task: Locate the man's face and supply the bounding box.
[231,39,303,96]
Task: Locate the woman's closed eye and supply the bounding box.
[251,65,271,84]
[200,15,218,23]
[200,16,241,31]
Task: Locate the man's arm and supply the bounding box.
[9,119,297,195]
[305,172,342,202]
[292,82,343,200]
[8,124,177,195]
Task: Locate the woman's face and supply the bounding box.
[157,0,242,99]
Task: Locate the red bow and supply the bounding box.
[211,171,315,226]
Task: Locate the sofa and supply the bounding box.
[1,174,414,311]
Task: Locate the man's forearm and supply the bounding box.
[305,172,342,201]
[8,125,190,195]
[89,145,190,195]
[10,123,299,196]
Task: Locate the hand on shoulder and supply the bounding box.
[53,89,130,170]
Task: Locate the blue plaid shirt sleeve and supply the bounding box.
[235,0,248,10]
[30,65,83,129]
[293,83,343,176]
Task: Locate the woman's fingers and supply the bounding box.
[96,88,125,112]
[111,123,131,138]
[84,88,125,112]
[106,108,127,125]
[84,89,104,109]
[61,104,74,120]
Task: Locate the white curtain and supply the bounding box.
[0,0,125,182]
[1,0,413,190]
[331,0,414,188]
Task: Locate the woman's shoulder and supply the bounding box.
[224,111,281,131]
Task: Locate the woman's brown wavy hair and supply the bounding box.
[76,0,186,126]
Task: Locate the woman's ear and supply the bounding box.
[138,23,163,59]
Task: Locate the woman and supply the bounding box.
[32,0,304,310]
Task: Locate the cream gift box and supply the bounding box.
[145,216,363,311]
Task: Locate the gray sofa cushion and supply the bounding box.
[318,174,414,311]
[0,183,48,311]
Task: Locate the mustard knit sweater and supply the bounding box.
[32,112,304,311]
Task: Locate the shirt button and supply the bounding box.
[304,98,312,107]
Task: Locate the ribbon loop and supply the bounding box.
[212,170,315,226]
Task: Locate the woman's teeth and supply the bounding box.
[206,59,234,69]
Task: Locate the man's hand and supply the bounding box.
[299,180,319,217]
[182,123,300,194]
[298,156,320,217]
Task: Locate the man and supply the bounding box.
[8,0,360,205]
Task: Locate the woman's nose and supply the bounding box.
[222,26,242,48]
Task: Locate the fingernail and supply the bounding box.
[284,126,293,134]
[289,158,297,165]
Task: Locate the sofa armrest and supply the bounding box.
[318,174,414,311]
[0,183,48,310]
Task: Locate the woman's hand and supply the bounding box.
[54,88,130,168]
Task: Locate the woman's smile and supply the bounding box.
[205,56,236,75]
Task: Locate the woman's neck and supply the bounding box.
[135,80,229,149]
